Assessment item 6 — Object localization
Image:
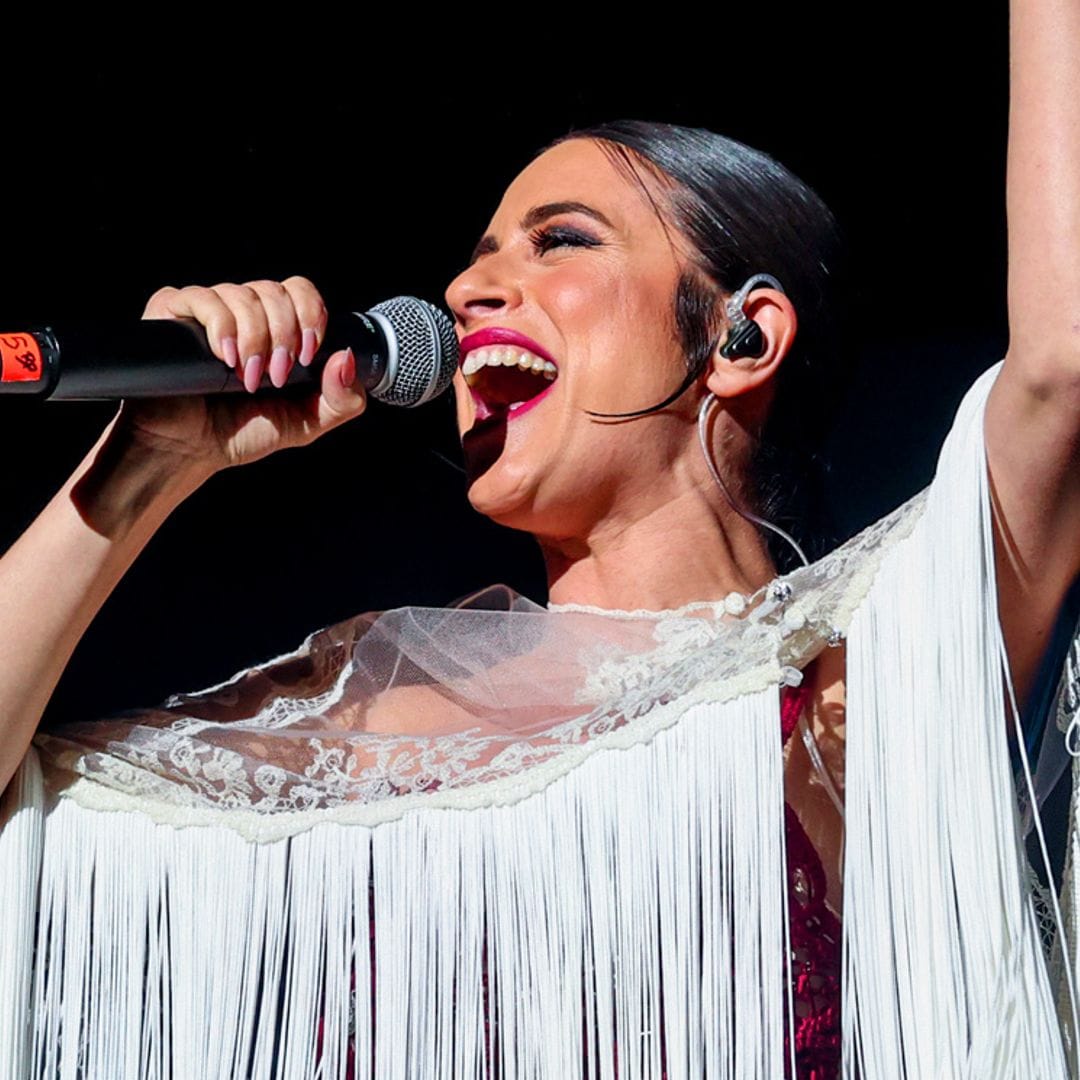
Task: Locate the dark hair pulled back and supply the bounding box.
[539,121,848,572]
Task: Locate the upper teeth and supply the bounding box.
[462,346,557,381]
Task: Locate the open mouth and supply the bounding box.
[462,346,558,421]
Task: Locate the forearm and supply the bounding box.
[984,0,1080,708]
[1006,0,1080,372]
[0,413,212,795]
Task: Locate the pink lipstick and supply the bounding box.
[461,326,559,424]
[458,327,558,366]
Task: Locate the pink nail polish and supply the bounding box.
[244,355,265,393]
[222,337,239,369]
[299,327,318,367]
[269,345,290,388]
[339,348,356,390]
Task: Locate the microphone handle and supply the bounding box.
[0,311,391,400]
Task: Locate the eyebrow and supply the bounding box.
[468,201,616,266]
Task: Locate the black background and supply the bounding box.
[1,16,1010,723]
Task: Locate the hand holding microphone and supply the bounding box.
[124,277,367,476]
[130,278,456,406]
[5,277,459,477]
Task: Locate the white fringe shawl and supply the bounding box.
[842,360,1078,1078]
[0,360,1076,1078]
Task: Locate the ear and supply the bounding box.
[703,287,798,400]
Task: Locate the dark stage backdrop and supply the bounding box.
[2,15,1009,725]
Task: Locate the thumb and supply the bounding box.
[313,348,368,431]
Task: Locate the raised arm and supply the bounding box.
[984,0,1080,708]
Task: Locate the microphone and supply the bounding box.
[0,296,459,408]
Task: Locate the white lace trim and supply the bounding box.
[23,473,930,846]
[56,663,783,840]
[547,596,735,619]
[45,489,923,842]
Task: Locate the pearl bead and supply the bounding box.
[723,591,747,616]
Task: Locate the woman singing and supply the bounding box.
[1,2,1079,1076]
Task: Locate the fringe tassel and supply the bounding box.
[0,747,44,1077]
[843,362,1069,1078]
[2,689,791,1078]
[1057,755,1080,1071]
[1052,634,1080,1070]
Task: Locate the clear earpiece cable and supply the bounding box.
[698,394,849,820]
[696,392,810,569]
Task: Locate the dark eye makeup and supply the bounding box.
[528,224,602,254]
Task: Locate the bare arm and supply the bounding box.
[984,0,1080,707]
[0,275,366,798]
[0,415,211,795]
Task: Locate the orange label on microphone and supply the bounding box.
[0,333,44,382]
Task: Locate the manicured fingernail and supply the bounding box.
[244,355,264,393]
[299,327,318,367]
[221,336,239,369]
[269,345,291,388]
[339,348,356,390]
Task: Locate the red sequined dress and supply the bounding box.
[779,678,843,1079]
[318,680,843,1079]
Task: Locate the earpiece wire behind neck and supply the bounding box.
[697,392,810,570]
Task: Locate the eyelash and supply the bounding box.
[528,225,601,254]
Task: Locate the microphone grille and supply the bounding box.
[369,296,459,407]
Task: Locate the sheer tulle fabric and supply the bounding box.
[32,491,916,838]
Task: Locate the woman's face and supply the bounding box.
[444,138,705,541]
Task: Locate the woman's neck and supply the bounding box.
[539,483,777,613]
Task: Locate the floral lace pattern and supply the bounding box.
[32,487,924,836]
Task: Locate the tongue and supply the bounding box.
[471,391,508,422]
